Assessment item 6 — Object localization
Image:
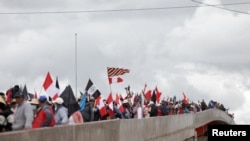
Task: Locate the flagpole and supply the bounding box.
[75,33,78,99]
[107,68,113,95]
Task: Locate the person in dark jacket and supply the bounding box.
[148,101,158,117]
[160,100,169,116]
[81,97,94,122]
[200,99,207,111]
[0,92,13,132]
[93,105,100,121]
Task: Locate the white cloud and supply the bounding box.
[0,0,249,124]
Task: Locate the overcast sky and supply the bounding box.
[0,0,250,124]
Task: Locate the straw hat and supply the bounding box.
[0,96,6,105]
[29,98,39,105]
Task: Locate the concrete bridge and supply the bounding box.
[0,109,235,141]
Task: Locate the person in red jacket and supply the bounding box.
[32,96,55,128]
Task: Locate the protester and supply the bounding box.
[0,92,14,132]
[93,104,100,121]
[10,99,17,114]
[100,99,110,120]
[53,97,68,125]
[159,100,169,116]
[200,99,208,111]
[32,95,55,128]
[12,90,33,131]
[29,98,39,117]
[122,100,133,119]
[156,103,162,116]
[68,110,83,125]
[0,92,6,102]
[80,97,94,122]
[0,96,7,132]
[132,101,143,119]
[113,101,124,119]
[143,101,150,118]
[148,101,158,117]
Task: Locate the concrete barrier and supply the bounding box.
[0,109,234,141]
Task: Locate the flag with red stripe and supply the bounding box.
[106,93,114,118]
[155,86,162,103]
[42,72,59,100]
[96,96,107,117]
[182,92,188,104]
[107,67,129,77]
[108,76,123,84]
[115,93,124,113]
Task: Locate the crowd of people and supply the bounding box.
[0,85,234,133]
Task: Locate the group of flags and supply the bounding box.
[79,67,130,115]
[5,66,190,119]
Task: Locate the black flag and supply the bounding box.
[22,84,29,101]
[60,85,80,117]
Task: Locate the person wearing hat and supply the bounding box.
[80,97,95,122]
[159,100,169,116]
[99,99,110,120]
[29,98,39,117]
[0,92,6,102]
[122,99,132,119]
[32,95,55,128]
[148,101,158,117]
[0,92,15,132]
[10,99,17,113]
[132,100,143,119]
[12,90,33,131]
[0,96,8,132]
[53,97,68,125]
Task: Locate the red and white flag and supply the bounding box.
[115,93,124,112]
[182,92,188,104]
[107,67,129,77]
[42,72,59,100]
[96,96,107,117]
[108,76,123,85]
[155,86,162,103]
[106,93,114,118]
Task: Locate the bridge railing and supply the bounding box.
[0,109,234,141]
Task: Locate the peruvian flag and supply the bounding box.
[96,96,107,117]
[182,92,188,104]
[108,76,123,85]
[155,86,162,103]
[106,93,114,118]
[145,90,152,100]
[42,72,59,100]
[115,93,124,113]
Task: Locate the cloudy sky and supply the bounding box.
[0,0,250,124]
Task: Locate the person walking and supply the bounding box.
[12,91,33,131]
[53,97,68,125]
[32,96,55,128]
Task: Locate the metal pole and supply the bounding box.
[75,33,78,99]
